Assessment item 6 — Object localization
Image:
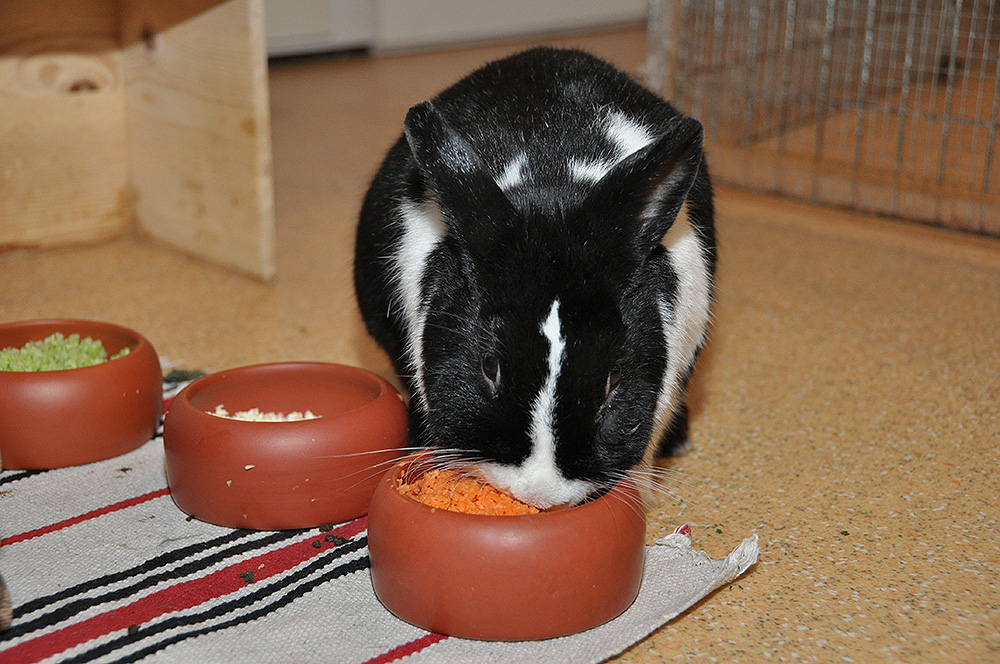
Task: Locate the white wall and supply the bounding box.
[265,0,647,56]
[374,0,647,51]
[265,0,375,56]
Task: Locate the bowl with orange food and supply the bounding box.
[367,452,647,640]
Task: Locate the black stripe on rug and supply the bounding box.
[3,528,306,641]
[0,470,48,486]
[62,538,371,664]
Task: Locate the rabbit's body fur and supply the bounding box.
[355,48,715,508]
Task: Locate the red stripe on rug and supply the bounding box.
[4,517,367,664]
[362,633,449,664]
[0,488,171,547]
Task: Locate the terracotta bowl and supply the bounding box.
[368,455,647,640]
[0,319,162,470]
[163,362,408,530]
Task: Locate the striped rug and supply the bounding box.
[0,381,759,664]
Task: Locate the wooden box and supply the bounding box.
[0,0,276,279]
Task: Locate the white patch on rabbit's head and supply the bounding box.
[496,152,528,190]
[567,111,655,185]
[477,299,594,508]
[606,111,654,157]
[568,157,613,183]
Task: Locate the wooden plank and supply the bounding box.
[0,0,119,55]
[120,0,276,279]
[0,1,129,247]
[0,10,130,247]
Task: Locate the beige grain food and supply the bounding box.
[209,405,320,421]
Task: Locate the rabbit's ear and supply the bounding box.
[404,101,516,251]
[582,115,704,257]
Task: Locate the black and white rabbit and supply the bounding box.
[354,47,716,508]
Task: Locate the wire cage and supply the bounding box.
[647,0,1000,236]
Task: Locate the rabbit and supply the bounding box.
[354,47,716,509]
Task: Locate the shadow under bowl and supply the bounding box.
[163,362,408,530]
[0,319,162,470]
[368,454,647,641]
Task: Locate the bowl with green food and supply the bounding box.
[0,319,162,469]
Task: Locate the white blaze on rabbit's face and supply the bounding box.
[479,299,595,508]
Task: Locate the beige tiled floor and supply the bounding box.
[2,26,999,663]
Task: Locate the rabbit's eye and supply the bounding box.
[482,353,501,391]
[604,367,622,403]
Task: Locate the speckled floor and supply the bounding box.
[2,26,998,664]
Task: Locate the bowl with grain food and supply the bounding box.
[163,362,408,529]
[367,452,647,640]
[0,319,162,469]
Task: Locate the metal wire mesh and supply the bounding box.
[647,0,1000,236]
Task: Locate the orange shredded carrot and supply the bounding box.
[397,468,540,515]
